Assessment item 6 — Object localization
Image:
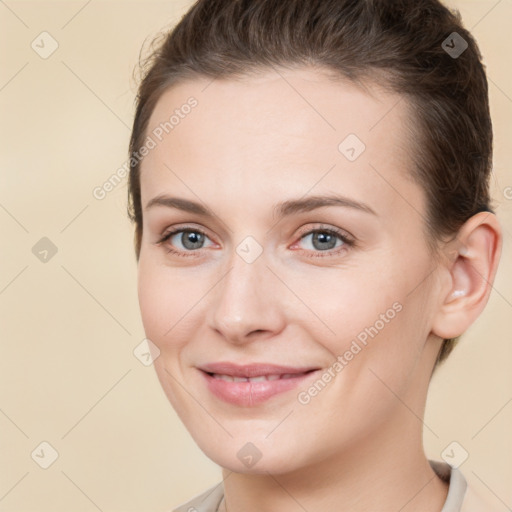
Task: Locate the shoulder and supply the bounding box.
[170,482,224,512]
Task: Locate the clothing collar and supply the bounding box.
[173,460,466,512]
[430,459,467,512]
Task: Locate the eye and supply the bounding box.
[155,224,355,259]
[292,226,355,258]
[156,227,215,256]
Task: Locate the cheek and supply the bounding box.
[305,262,430,379]
[297,266,401,341]
[137,260,184,350]
[137,261,200,417]
[137,256,217,361]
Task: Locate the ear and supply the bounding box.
[431,212,502,339]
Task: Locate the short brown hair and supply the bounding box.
[127,0,494,367]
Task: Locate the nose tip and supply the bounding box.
[215,317,266,344]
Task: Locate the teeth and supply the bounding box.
[211,373,303,382]
[248,376,267,382]
[216,374,236,382]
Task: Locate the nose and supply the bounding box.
[206,248,286,345]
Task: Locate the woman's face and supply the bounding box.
[137,67,444,474]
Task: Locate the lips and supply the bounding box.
[199,362,319,378]
[210,373,304,382]
[198,362,320,406]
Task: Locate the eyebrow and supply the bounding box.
[144,193,377,218]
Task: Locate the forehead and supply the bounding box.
[141,66,420,219]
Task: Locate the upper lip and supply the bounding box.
[198,362,320,378]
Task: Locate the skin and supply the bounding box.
[136,66,501,511]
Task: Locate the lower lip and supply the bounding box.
[200,370,319,407]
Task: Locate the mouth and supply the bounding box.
[205,371,317,382]
[197,362,321,407]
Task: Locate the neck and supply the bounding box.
[220,418,448,512]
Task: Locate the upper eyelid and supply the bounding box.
[296,224,352,238]
[160,223,212,238]
[160,223,350,237]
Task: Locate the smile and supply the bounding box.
[209,372,311,382]
[198,363,320,406]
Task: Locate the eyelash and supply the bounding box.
[155,225,355,259]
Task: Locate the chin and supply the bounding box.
[193,435,307,476]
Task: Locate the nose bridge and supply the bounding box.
[208,244,282,342]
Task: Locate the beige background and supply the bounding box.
[0,1,511,510]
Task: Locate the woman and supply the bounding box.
[127,1,502,510]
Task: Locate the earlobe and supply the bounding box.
[431,212,502,339]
